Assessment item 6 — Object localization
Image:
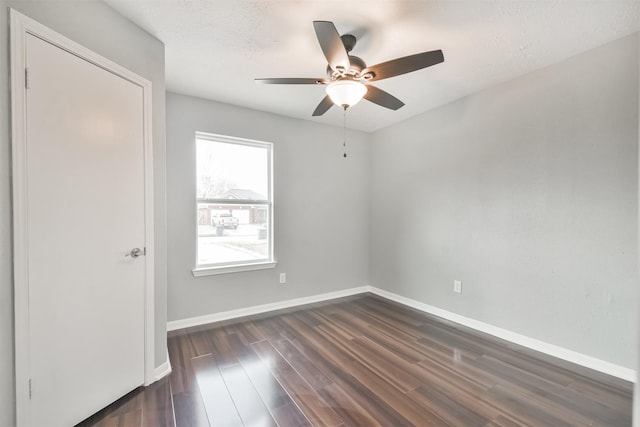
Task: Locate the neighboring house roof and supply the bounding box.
[220,189,266,200]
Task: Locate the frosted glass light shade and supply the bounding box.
[326,80,367,108]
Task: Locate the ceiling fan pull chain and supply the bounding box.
[343,107,348,158]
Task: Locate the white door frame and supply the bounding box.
[10,9,155,425]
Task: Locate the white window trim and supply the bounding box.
[192,261,277,277]
[193,132,274,274]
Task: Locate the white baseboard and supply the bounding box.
[166,286,369,331]
[153,350,172,381]
[165,285,635,382]
[368,287,636,383]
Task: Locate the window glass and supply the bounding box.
[195,133,273,272]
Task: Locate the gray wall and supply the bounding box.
[370,33,639,369]
[166,92,370,321]
[636,30,640,427]
[0,2,168,425]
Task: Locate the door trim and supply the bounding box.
[10,9,155,425]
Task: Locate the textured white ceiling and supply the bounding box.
[105,0,639,132]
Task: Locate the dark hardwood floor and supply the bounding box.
[80,295,633,426]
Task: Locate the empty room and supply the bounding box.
[0,1,639,426]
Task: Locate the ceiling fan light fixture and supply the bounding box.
[326,80,367,108]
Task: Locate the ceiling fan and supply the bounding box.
[256,21,444,116]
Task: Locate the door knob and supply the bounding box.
[126,247,146,258]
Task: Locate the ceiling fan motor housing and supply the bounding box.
[327,54,367,79]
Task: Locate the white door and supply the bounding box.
[24,33,147,426]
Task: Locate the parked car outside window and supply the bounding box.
[211,212,239,229]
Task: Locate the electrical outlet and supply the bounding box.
[453,280,462,294]
[279,273,286,284]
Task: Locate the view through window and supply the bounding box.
[195,132,273,271]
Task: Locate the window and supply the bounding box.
[193,132,274,275]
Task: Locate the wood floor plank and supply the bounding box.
[208,327,241,370]
[486,414,528,427]
[280,319,419,426]
[219,362,278,427]
[270,338,334,391]
[225,331,313,426]
[328,309,428,363]
[421,319,585,389]
[474,355,627,427]
[171,390,210,427]
[270,326,415,426]
[279,315,356,368]
[167,334,191,395]
[252,317,287,341]
[350,304,425,341]
[568,377,633,413]
[142,377,176,427]
[188,330,216,358]
[317,383,386,427]
[251,339,344,426]
[270,401,315,427]
[239,354,313,427]
[355,297,425,327]
[222,321,266,345]
[345,359,450,426]
[405,359,503,422]
[168,334,210,427]
[191,354,244,426]
[346,336,423,392]
[486,383,579,427]
[407,384,492,426]
[415,346,496,392]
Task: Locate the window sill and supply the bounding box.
[192,261,277,277]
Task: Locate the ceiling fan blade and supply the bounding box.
[313,21,350,73]
[363,49,444,81]
[255,78,327,85]
[312,95,334,116]
[363,85,405,110]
